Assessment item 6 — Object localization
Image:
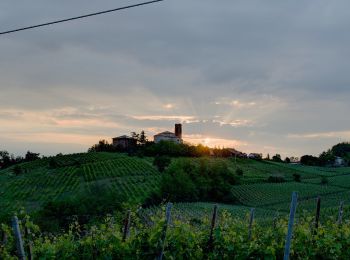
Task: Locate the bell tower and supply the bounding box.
[175,124,182,139]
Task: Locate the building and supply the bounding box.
[112,135,137,150]
[227,148,247,158]
[154,124,183,144]
[209,147,247,158]
[334,157,346,167]
[248,153,263,160]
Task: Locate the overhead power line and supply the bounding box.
[0,0,165,36]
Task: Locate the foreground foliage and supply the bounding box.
[2,211,350,259]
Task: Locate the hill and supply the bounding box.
[0,152,160,222]
[1,153,350,224]
[2,153,350,258]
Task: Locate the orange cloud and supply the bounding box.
[288,131,350,139]
[184,134,247,149]
[130,115,197,123]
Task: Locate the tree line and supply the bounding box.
[300,142,350,166]
[0,150,40,170]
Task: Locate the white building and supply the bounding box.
[334,157,345,167]
[248,153,263,160]
[154,124,183,144]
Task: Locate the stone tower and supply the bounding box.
[175,123,182,139]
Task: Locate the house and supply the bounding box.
[154,124,183,144]
[209,148,247,158]
[248,153,263,160]
[334,156,346,167]
[227,148,247,158]
[112,135,137,150]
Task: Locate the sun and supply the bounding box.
[203,138,211,146]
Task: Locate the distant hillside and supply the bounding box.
[1,152,350,225]
[0,152,160,222]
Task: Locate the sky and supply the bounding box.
[0,0,350,158]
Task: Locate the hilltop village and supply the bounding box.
[111,123,262,160]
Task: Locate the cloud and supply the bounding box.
[184,134,247,149]
[1,0,350,156]
[288,131,350,140]
[212,119,253,128]
[130,115,196,123]
[214,99,257,109]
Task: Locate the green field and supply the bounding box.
[1,153,350,222]
[2,153,350,259]
[0,152,160,219]
[231,182,346,208]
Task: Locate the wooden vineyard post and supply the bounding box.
[12,216,26,260]
[337,201,344,225]
[122,210,131,242]
[24,219,34,260]
[284,192,298,260]
[314,197,321,234]
[158,203,173,260]
[207,204,218,253]
[248,208,255,241]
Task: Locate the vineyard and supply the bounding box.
[0,153,350,221]
[0,152,160,220]
[2,203,350,259]
[2,153,350,258]
[1,153,350,222]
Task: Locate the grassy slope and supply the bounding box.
[0,152,160,219]
[1,154,350,222]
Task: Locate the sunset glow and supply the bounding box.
[0,0,349,158]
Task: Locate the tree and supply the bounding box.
[290,157,299,163]
[331,142,350,157]
[272,154,283,162]
[88,140,115,152]
[0,150,10,168]
[131,132,140,141]
[153,155,171,172]
[300,155,319,166]
[25,151,40,162]
[285,157,291,163]
[139,130,148,145]
[156,158,238,203]
[0,151,22,169]
[319,150,335,166]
